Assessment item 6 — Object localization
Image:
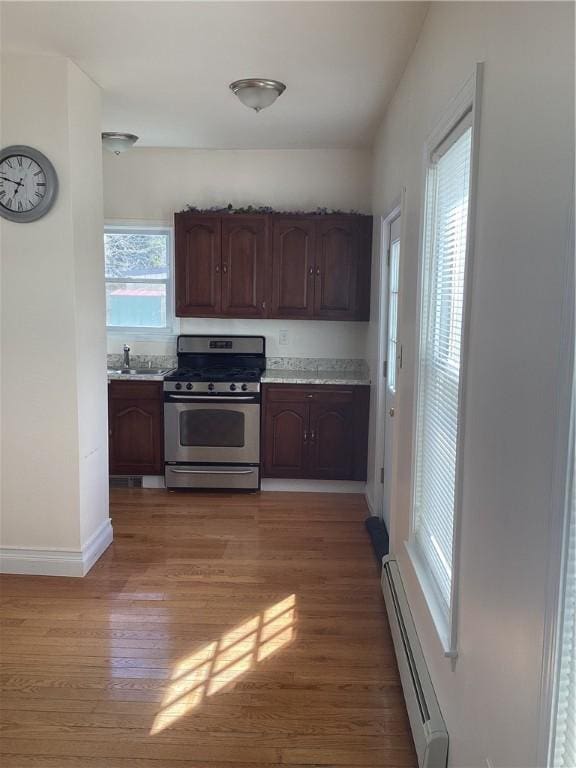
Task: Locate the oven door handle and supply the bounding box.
[166,394,257,402]
[168,468,256,475]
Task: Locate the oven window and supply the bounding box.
[180,409,245,448]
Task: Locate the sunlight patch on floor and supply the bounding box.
[150,594,296,734]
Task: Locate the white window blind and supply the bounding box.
[413,113,473,620]
[551,403,575,767]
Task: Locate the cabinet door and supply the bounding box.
[308,399,354,480]
[109,383,163,475]
[314,219,361,320]
[271,219,315,318]
[221,217,267,318]
[262,400,309,478]
[175,214,221,316]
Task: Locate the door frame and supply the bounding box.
[535,182,574,767]
[373,190,407,530]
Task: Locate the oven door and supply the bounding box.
[164,395,260,464]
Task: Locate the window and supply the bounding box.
[550,388,575,767]
[410,107,475,651]
[387,232,401,394]
[104,226,173,333]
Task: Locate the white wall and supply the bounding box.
[68,63,110,548]
[367,3,574,767]
[107,318,368,360]
[104,147,372,359]
[0,53,110,570]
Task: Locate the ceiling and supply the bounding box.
[1,1,427,150]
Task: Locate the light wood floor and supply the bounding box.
[0,489,416,767]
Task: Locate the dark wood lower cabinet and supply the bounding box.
[108,380,368,481]
[262,384,369,481]
[309,399,354,480]
[263,400,309,478]
[108,381,164,475]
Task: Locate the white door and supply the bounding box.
[382,215,402,524]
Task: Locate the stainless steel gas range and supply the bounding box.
[163,335,265,490]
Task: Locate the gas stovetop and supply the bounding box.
[163,335,266,395]
[164,366,262,383]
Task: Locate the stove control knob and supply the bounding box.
[229,383,237,391]
[241,384,248,391]
[208,383,215,391]
[175,383,182,390]
[186,383,193,390]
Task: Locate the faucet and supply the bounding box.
[122,344,131,370]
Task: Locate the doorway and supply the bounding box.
[382,213,402,525]
[374,194,405,531]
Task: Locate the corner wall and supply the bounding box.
[368,3,574,766]
[0,53,111,574]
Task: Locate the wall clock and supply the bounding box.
[0,145,58,223]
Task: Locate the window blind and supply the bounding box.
[552,418,575,767]
[413,116,473,618]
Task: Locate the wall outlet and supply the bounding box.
[279,329,289,346]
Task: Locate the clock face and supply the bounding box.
[0,154,47,215]
[0,145,58,223]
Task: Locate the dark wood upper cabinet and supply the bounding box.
[175,215,221,316]
[314,219,359,320]
[271,219,316,319]
[109,381,163,475]
[221,216,267,318]
[175,212,372,321]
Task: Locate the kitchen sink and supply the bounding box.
[108,367,173,376]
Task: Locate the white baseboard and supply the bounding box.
[81,518,114,575]
[261,479,366,493]
[365,491,378,516]
[0,518,113,578]
[142,475,364,494]
[142,475,165,489]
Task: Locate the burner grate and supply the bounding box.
[165,366,262,383]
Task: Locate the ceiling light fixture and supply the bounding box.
[229,79,286,113]
[101,132,139,155]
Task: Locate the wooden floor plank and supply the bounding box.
[0,489,415,766]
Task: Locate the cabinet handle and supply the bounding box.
[303,431,309,442]
[316,266,321,276]
[308,267,314,276]
[222,264,228,274]
[215,264,220,273]
[310,430,316,441]
[306,393,313,399]
[261,301,266,310]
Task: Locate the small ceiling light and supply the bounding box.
[101,132,139,155]
[229,79,286,113]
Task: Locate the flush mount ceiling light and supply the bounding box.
[229,79,286,113]
[101,132,139,155]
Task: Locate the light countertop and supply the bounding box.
[261,369,370,386]
[107,371,171,381]
[107,356,371,386]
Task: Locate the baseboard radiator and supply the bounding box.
[381,556,449,768]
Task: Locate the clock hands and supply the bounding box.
[0,175,24,190]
